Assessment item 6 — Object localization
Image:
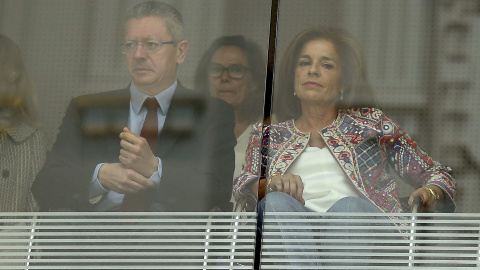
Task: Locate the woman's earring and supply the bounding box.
[294,91,297,96]
[340,90,344,100]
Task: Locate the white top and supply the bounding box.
[286,146,361,212]
[230,124,255,208]
[234,124,254,179]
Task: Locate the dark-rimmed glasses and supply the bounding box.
[208,64,250,79]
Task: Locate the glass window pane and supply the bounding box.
[0,0,271,268]
[261,0,477,268]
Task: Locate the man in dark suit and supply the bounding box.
[32,1,236,212]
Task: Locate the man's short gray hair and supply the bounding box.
[126,1,184,42]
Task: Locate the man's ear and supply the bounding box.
[176,40,189,64]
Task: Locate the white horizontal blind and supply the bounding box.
[0,212,257,269]
[2,212,479,269]
[261,212,480,269]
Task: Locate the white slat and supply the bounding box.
[1,212,480,269]
[260,212,480,269]
[0,212,257,269]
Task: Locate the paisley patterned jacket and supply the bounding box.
[233,107,456,214]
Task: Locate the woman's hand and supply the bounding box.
[267,174,305,204]
[408,185,444,213]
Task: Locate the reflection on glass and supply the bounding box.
[444,22,469,63]
[0,0,272,268]
[2,0,480,268]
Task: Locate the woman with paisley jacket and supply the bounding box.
[233,27,456,266]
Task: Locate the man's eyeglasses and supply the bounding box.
[208,64,250,79]
[120,41,174,54]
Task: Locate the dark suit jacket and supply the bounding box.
[32,84,236,212]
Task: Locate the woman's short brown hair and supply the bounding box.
[274,27,376,122]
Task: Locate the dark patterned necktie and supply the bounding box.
[121,97,159,212]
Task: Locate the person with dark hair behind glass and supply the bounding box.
[32,1,235,213]
[194,35,266,180]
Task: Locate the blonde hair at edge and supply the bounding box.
[0,34,38,126]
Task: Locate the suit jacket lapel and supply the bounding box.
[106,88,130,158]
[156,84,199,157]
